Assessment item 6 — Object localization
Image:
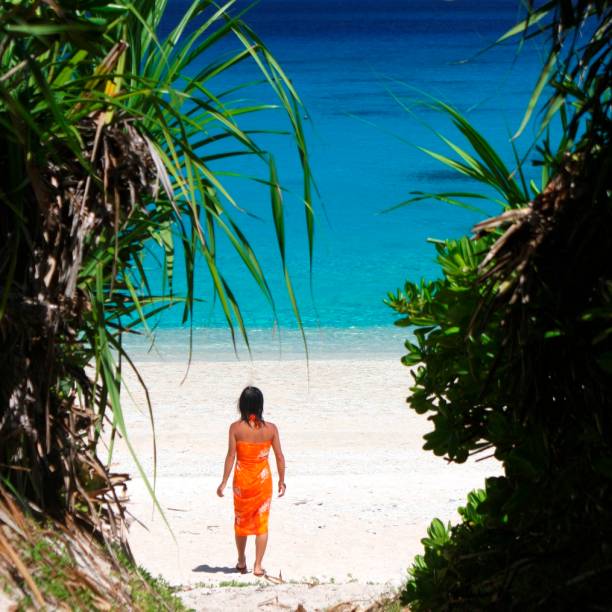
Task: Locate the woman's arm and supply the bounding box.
[271,424,286,497]
[216,425,237,497]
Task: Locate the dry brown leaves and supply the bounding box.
[0,484,138,610]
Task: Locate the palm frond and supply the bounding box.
[0,0,314,559]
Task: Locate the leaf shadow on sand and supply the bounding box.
[192,565,241,574]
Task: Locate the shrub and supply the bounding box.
[390,2,612,608]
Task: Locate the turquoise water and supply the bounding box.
[142,0,546,358]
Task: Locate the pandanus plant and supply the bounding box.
[0,0,313,583]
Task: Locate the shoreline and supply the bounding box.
[113,357,501,610]
[121,325,412,363]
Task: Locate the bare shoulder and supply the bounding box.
[266,421,278,434]
[229,420,241,432]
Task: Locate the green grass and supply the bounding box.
[380,600,404,612]
[129,570,187,611]
[0,576,15,603]
[367,589,405,611]
[17,538,95,611]
[217,579,262,588]
[3,532,188,611]
[116,548,189,611]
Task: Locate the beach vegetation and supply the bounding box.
[0,0,312,604]
[218,579,260,588]
[390,1,612,608]
[126,560,188,611]
[0,492,187,610]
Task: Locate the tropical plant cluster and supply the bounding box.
[0,0,311,603]
[389,1,611,608]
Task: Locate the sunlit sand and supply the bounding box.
[114,358,501,609]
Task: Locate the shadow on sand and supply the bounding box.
[192,564,241,574]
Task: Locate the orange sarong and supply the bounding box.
[233,441,273,536]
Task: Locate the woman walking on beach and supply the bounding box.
[216,386,286,576]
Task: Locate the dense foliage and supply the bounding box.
[0,0,312,581]
[389,1,612,608]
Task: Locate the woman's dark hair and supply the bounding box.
[238,386,264,424]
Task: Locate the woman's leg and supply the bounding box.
[235,534,247,568]
[254,532,268,574]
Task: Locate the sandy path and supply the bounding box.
[113,359,500,610]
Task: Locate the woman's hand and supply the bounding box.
[216,482,227,497]
[278,481,286,497]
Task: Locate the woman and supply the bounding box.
[216,386,286,576]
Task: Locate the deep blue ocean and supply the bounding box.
[134,0,548,359]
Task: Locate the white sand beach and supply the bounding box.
[113,358,501,611]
